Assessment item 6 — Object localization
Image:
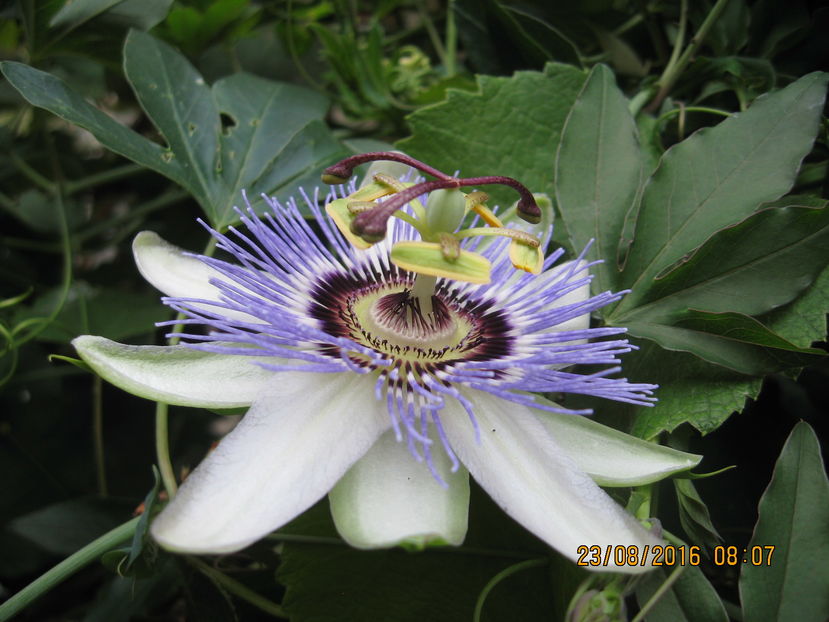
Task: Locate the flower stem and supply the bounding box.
[187,557,287,618]
[629,563,686,622]
[154,401,178,497]
[445,0,458,76]
[93,374,108,497]
[0,517,140,621]
[473,558,548,622]
[154,236,219,498]
[647,0,731,112]
[65,163,146,194]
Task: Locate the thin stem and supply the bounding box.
[65,163,146,194]
[647,0,732,111]
[93,375,108,497]
[77,190,189,243]
[285,0,325,91]
[0,516,140,620]
[188,557,287,618]
[473,559,548,622]
[445,0,457,76]
[416,0,447,67]
[629,563,686,622]
[154,236,218,498]
[13,138,73,349]
[663,0,688,86]
[656,105,732,125]
[10,152,56,194]
[154,402,178,497]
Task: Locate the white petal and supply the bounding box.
[440,392,660,573]
[132,231,260,323]
[133,231,225,301]
[73,335,274,408]
[535,397,701,487]
[329,429,469,549]
[151,372,390,553]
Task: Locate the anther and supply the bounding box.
[347,201,377,215]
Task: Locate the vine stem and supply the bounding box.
[646,0,731,112]
[155,235,218,498]
[473,558,548,622]
[187,557,287,618]
[629,563,686,622]
[0,517,140,621]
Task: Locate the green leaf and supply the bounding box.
[49,0,125,29]
[496,3,581,68]
[615,203,829,323]
[21,285,164,343]
[555,64,644,293]
[0,60,181,184]
[739,422,829,622]
[124,30,347,227]
[277,490,559,622]
[596,339,761,439]
[122,29,222,206]
[2,31,348,230]
[674,479,723,550]
[767,262,829,347]
[626,310,826,375]
[9,497,133,555]
[636,563,729,622]
[616,72,829,313]
[398,63,586,210]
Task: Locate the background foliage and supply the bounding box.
[0,0,827,620]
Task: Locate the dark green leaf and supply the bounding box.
[674,479,723,550]
[9,497,133,555]
[616,72,828,313]
[595,339,761,439]
[399,63,586,210]
[636,562,728,622]
[49,0,124,29]
[615,203,829,324]
[627,310,826,375]
[21,285,164,343]
[0,61,181,185]
[739,422,829,622]
[277,489,559,622]
[499,4,581,67]
[3,31,347,230]
[766,262,829,347]
[555,64,643,293]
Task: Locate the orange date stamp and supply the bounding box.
[576,544,776,567]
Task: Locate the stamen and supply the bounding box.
[347,200,377,215]
[351,176,541,243]
[455,227,540,247]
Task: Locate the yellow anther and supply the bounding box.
[506,229,540,248]
[347,201,377,215]
[464,191,489,209]
[373,173,409,193]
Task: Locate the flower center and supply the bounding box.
[309,270,511,367]
[368,290,455,347]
